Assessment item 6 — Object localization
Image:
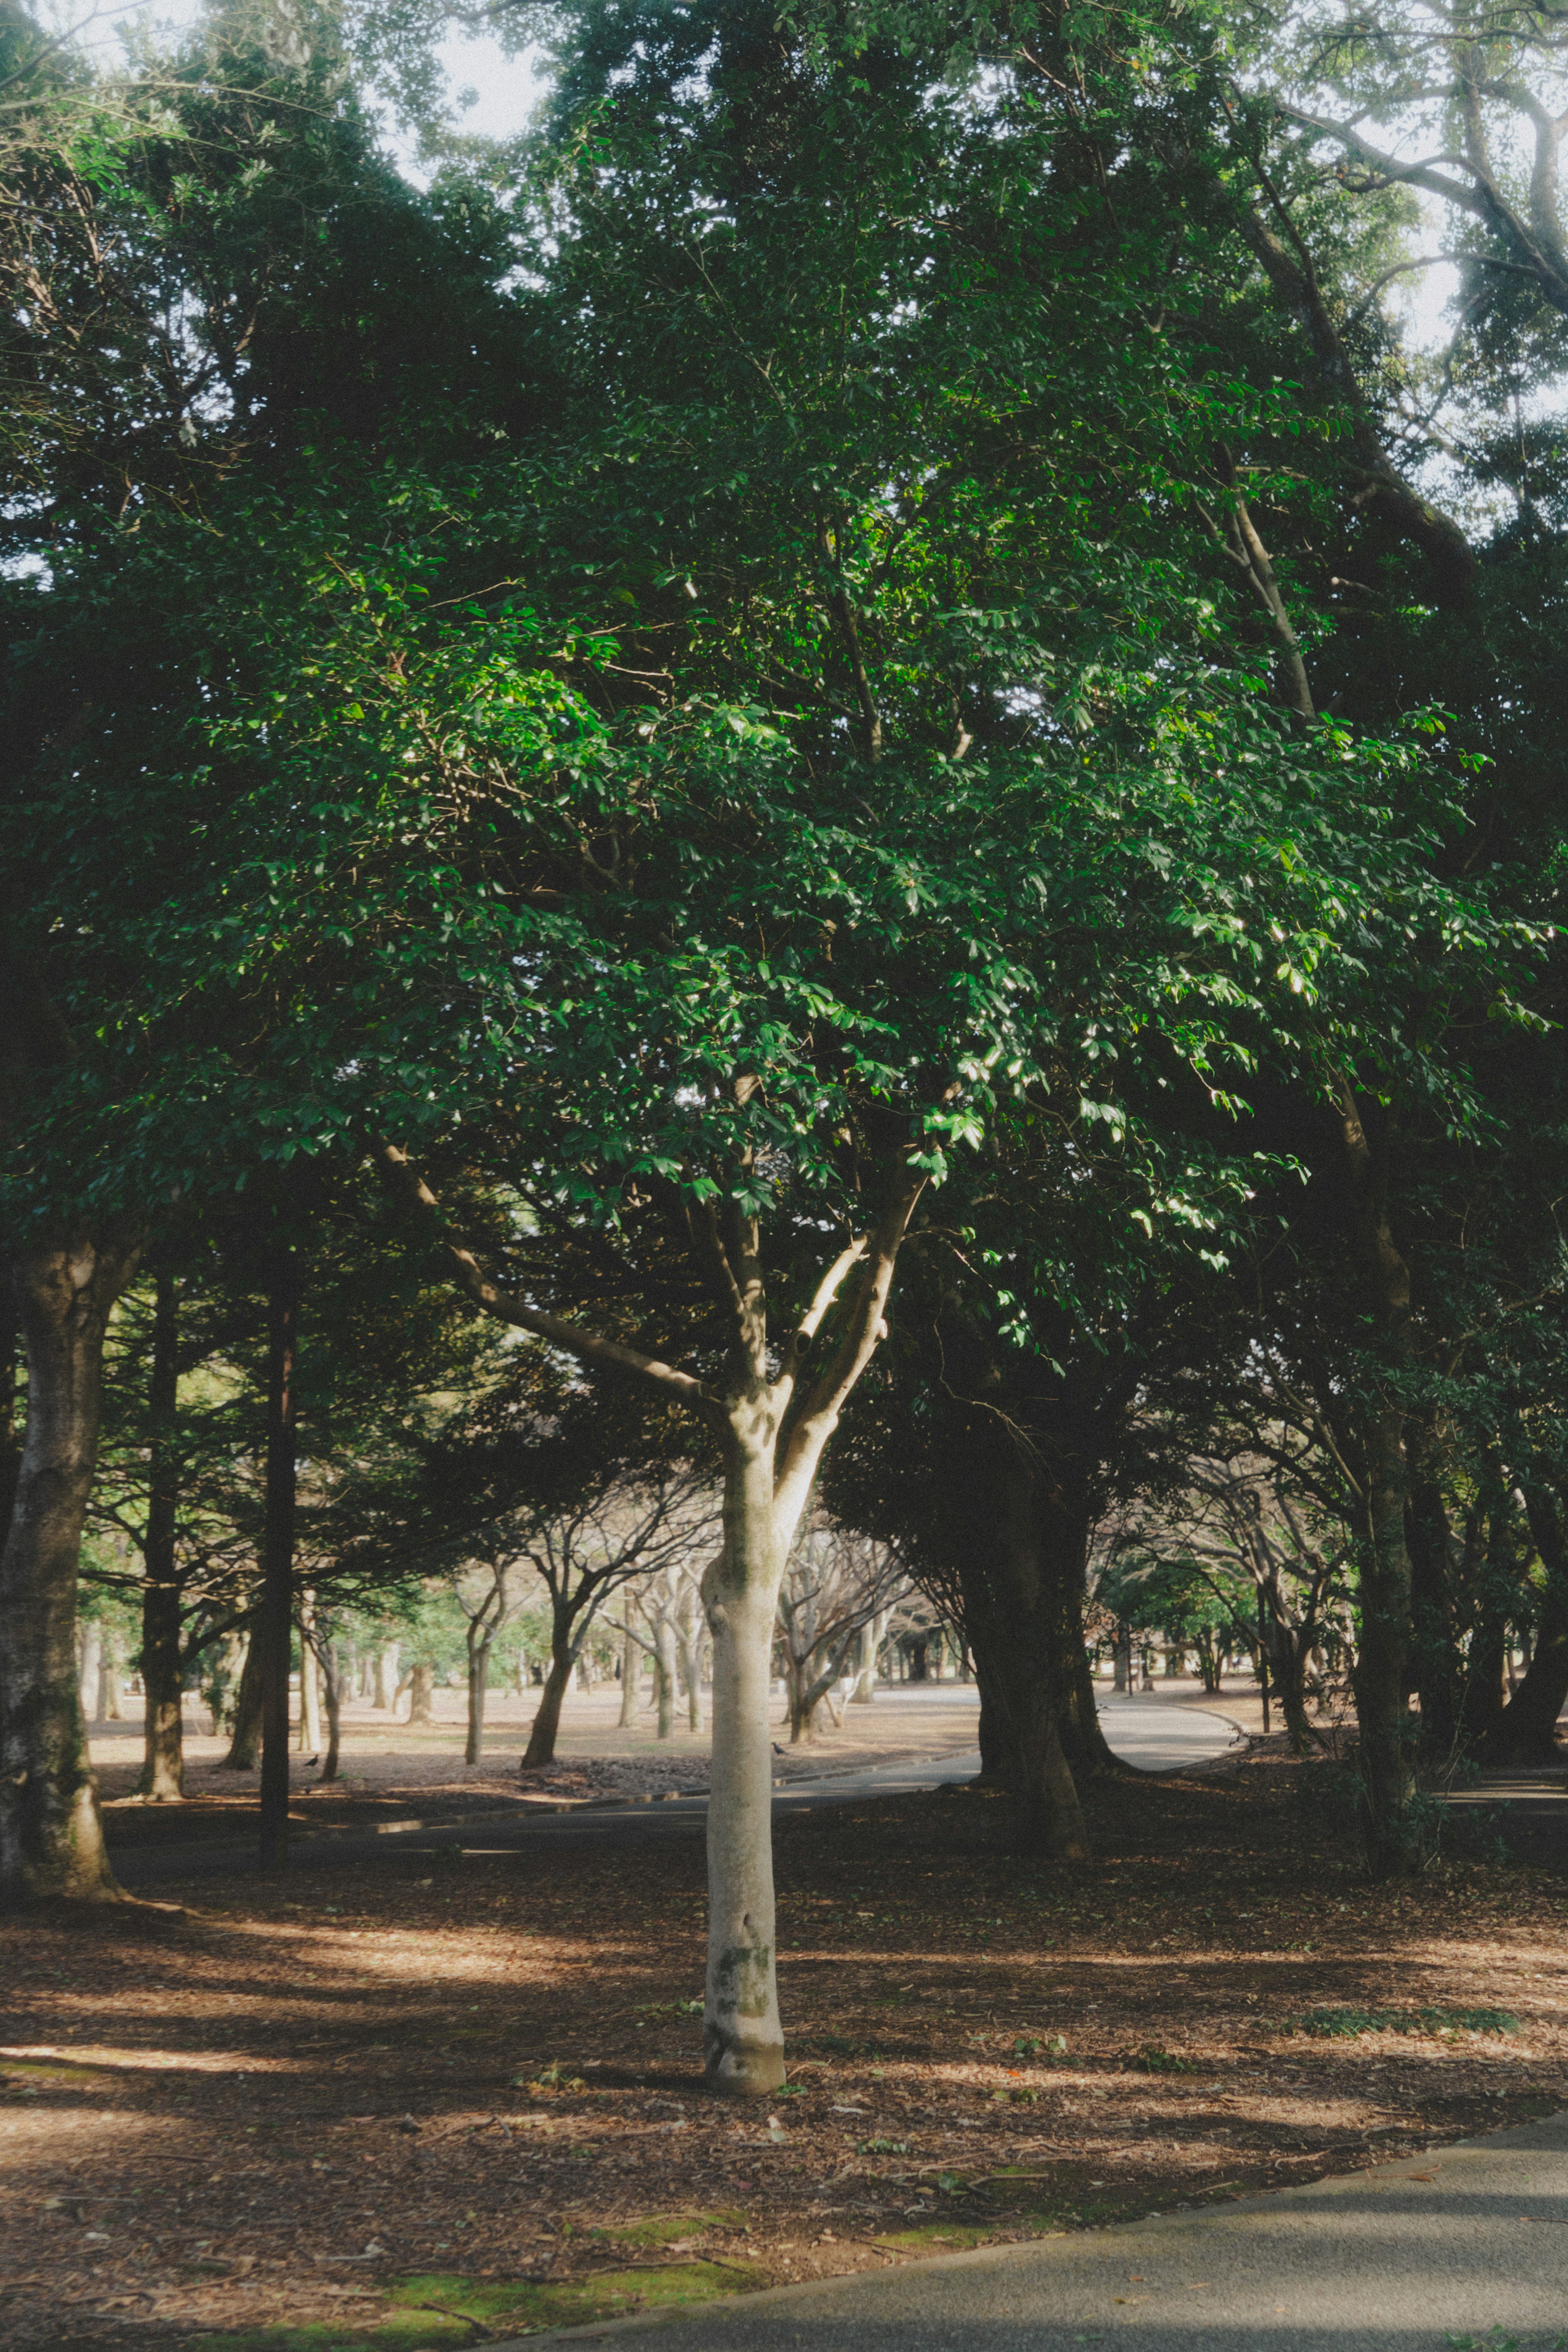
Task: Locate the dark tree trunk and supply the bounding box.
[465,1636,489,1765]
[258,1252,299,1871]
[1489,1490,1568,1766]
[523,1621,576,1769]
[1406,1432,1460,1753]
[0,1285,21,1546]
[0,1232,142,1903]
[1350,1402,1418,1877]
[951,1449,1088,1858]
[137,1266,185,1801]
[1267,1626,1314,1753]
[1339,1094,1419,1879]
[222,1636,263,1769]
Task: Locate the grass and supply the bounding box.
[1294,2006,1522,2039]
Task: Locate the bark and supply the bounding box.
[523,1639,574,1769]
[223,1635,262,1769]
[102,1632,125,1719]
[406,1661,434,1725]
[1349,1396,1418,1873]
[1339,1091,1420,1878]
[617,1619,637,1726]
[0,1284,20,1547]
[677,1598,705,1734]
[297,1601,323,1755]
[948,1448,1089,1857]
[373,1642,399,1710]
[0,1231,142,1904]
[1406,1431,1460,1754]
[465,1637,489,1765]
[1266,1625,1314,1752]
[314,1636,342,1781]
[653,1613,678,1739]
[850,1611,887,1701]
[702,1442,792,2096]
[136,1266,185,1801]
[1489,1489,1568,1765]
[77,1621,102,1723]
[258,1253,299,1871]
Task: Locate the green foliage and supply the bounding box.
[1292,2005,1520,2039]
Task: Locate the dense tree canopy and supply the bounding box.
[2,0,1565,2049]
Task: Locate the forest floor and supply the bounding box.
[4,1747,1563,2352]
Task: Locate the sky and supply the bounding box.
[42,0,548,163]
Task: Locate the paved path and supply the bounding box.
[509,2108,1568,2350]
[112,1702,1239,1885]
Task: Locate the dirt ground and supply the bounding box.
[87,1680,993,1850]
[2,1745,1564,2352]
[84,1676,1267,1852]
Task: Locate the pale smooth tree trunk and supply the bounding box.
[653,1613,678,1740]
[374,1642,400,1710]
[102,1628,126,1719]
[407,1661,434,1725]
[0,1231,142,1904]
[78,1621,103,1723]
[702,1442,793,2096]
[851,1611,887,1702]
[677,1590,705,1734]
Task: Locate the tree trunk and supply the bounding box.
[0,1231,141,1903]
[679,1619,704,1734]
[617,1618,638,1726]
[135,1264,185,1801]
[1267,1623,1314,1753]
[316,1638,342,1781]
[850,1611,886,1701]
[702,1441,790,2097]
[374,1641,399,1710]
[1489,1489,1568,1765]
[1339,1092,1419,1879]
[102,1630,126,1719]
[523,1636,575,1769]
[258,1252,299,1870]
[1407,1432,1460,1754]
[1350,1404,1418,1875]
[298,1605,323,1755]
[465,1634,488,1765]
[78,1621,103,1724]
[407,1660,434,1725]
[653,1615,677,1739]
[223,1635,263,1769]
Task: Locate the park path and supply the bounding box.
[511,2106,1568,2351]
[109,1699,1240,1884]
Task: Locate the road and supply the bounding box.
[110,1698,1241,1886]
[507,2107,1568,2352]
